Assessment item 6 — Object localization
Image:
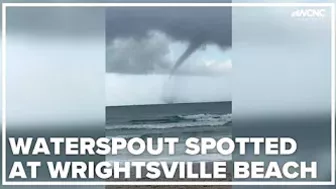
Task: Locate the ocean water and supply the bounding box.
[105,101,232,162]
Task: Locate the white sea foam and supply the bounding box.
[178,113,232,122]
[106,113,232,130]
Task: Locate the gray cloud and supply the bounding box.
[106,6,232,74]
[2,2,233,75]
[106,31,172,74]
[106,6,231,47]
[106,30,232,75]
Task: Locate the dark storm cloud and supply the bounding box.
[106,6,232,48]
[2,0,231,36]
[1,1,232,75]
[106,6,232,74]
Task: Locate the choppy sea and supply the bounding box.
[106,101,232,162]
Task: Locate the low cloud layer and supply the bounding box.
[106,31,171,74]
[106,6,231,47]
[106,30,231,75]
[106,6,232,75]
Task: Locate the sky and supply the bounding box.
[105,7,233,106]
[105,31,233,106]
[0,0,333,122]
[106,30,232,76]
[105,6,232,76]
[0,1,333,184]
[1,8,106,127]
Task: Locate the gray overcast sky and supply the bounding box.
[105,6,232,75]
[104,6,233,105]
[105,7,232,46]
[0,0,333,108]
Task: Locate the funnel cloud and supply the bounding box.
[170,38,203,75]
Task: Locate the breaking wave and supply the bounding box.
[106,113,232,130]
